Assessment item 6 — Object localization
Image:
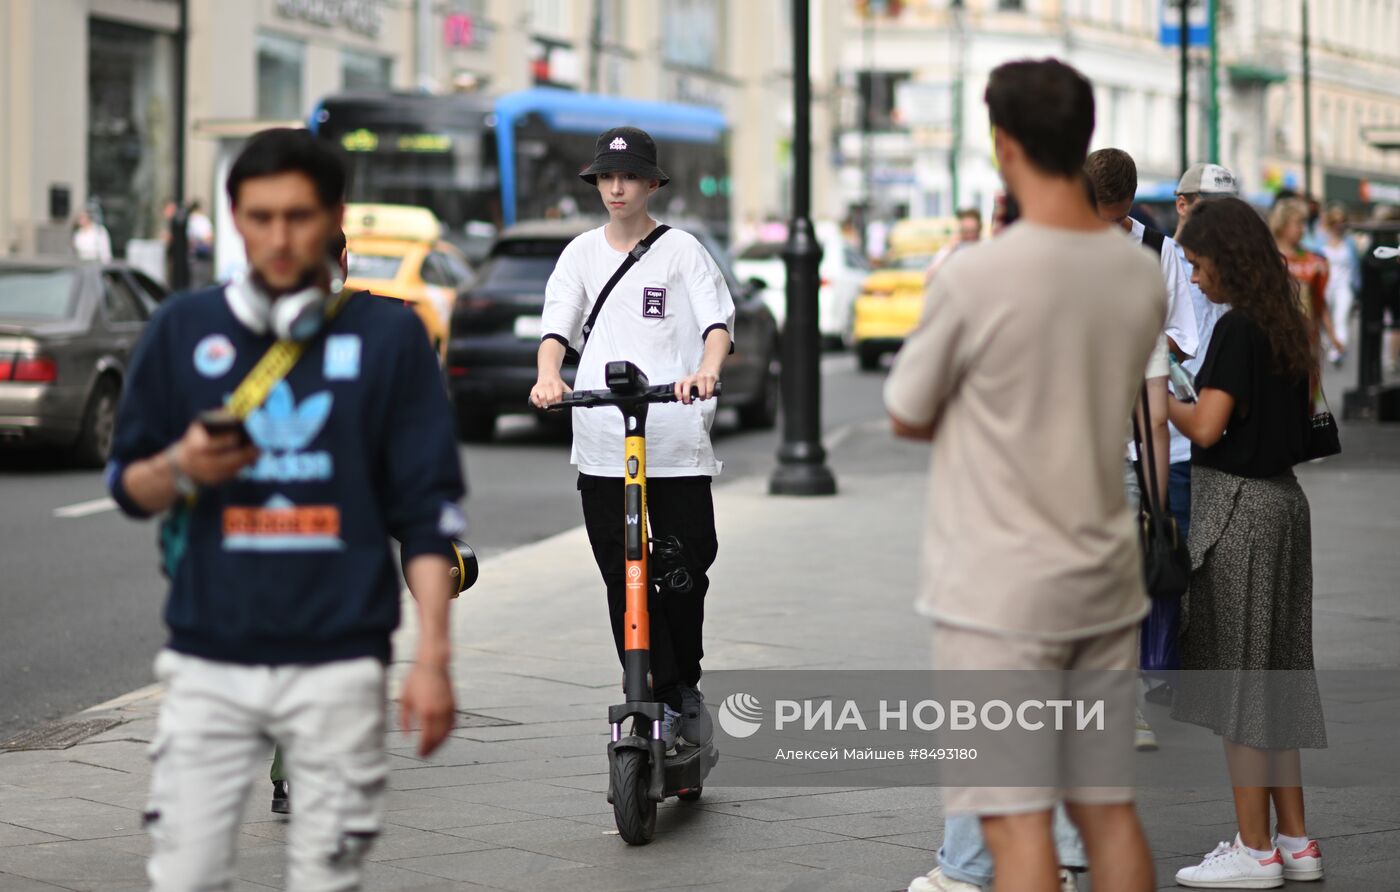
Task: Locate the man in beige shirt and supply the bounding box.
[887,59,1163,892]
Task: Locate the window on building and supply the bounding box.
[662,0,726,70]
[87,18,177,256]
[530,0,574,39]
[342,52,392,91]
[599,0,627,45]
[257,32,304,121]
[858,70,912,131]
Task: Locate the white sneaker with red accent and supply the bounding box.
[1273,836,1324,881]
[1175,835,1284,888]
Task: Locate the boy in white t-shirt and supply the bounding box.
[530,127,735,751]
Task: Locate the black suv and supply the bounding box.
[446,220,780,441]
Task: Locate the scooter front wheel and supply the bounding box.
[611,749,656,845]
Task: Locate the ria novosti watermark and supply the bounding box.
[693,670,1400,790]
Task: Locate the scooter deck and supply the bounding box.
[662,741,719,795]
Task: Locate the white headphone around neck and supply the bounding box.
[227,261,345,342]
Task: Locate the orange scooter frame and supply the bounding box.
[546,360,720,845]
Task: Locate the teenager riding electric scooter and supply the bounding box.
[547,360,720,845]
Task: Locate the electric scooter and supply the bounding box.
[546,360,721,845]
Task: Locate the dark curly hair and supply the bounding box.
[1178,198,1314,382]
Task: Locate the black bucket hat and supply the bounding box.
[578,126,670,188]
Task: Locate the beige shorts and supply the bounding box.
[931,622,1138,817]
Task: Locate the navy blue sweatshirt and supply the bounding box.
[107,286,466,665]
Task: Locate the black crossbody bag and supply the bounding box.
[562,225,671,363]
[1130,381,1191,599]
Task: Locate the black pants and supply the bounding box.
[578,473,717,711]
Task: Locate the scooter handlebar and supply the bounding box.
[538,381,722,411]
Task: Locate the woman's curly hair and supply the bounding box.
[1178,197,1314,382]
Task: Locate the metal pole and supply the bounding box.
[1179,0,1190,174]
[861,12,872,255]
[170,0,190,290]
[417,0,433,90]
[588,0,604,93]
[1302,0,1313,195]
[1208,0,1219,162]
[950,0,964,210]
[770,0,836,497]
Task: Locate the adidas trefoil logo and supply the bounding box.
[609,137,628,151]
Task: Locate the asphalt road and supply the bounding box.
[0,355,890,741]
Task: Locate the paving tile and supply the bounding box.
[0,838,149,890]
[0,823,68,848]
[364,824,499,862]
[763,838,949,877]
[0,873,74,891]
[442,816,615,848]
[389,763,513,791]
[384,802,542,832]
[788,806,947,839]
[421,779,613,819]
[0,797,143,841]
[385,847,590,889]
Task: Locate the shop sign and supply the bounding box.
[275,0,383,39]
[1324,171,1400,206]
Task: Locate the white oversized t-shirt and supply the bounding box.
[540,225,736,477]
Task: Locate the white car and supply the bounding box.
[732,223,869,348]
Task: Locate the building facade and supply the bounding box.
[1,0,841,266]
[837,0,1400,233]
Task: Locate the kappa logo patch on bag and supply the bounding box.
[643,287,666,318]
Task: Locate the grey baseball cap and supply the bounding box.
[1176,163,1239,197]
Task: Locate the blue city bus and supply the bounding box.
[308,88,731,258]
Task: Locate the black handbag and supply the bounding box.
[1304,387,1341,461]
[1131,382,1191,600]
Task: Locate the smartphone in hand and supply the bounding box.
[197,409,251,445]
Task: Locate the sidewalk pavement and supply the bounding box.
[2,416,1398,891]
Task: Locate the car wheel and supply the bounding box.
[737,345,780,430]
[456,406,498,443]
[856,343,883,372]
[74,376,119,468]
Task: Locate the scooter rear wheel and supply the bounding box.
[611,749,656,845]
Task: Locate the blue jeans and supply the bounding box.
[938,808,1087,887]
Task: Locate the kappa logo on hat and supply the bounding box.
[609,137,628,151]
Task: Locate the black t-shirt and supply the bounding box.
[1192,310,1309,478]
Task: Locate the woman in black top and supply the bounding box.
[1166,198,1326,888]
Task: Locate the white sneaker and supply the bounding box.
[1135,707,1159,751]
[1273,836,1324,881]
[907,866,981,892]
[1175,835,1284,888]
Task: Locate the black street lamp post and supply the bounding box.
[770,0,837,496]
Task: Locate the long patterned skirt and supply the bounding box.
[1170,464,1327,750]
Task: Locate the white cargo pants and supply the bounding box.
[145,650,389,892]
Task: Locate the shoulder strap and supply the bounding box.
[225,290,351,419]
[1142,226,1166,257]
[578,224,671,351]
[1130,380,1166,514]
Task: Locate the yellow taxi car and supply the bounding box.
[885,216,959,257]
[343,204,473,363]
[850,252,937,371]
[850,217,959,371]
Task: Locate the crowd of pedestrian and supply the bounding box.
[890,58,1334,892]
[99,50,1366,892]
